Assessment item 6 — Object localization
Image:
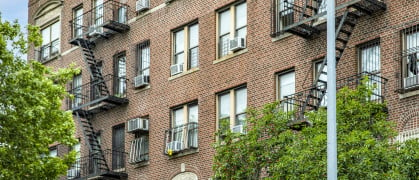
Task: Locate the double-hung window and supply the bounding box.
[217,86,247,134]
[272,0,294,35]
[172,23,199,75]
[114,53,127,97]
[402,26,419,90]
[93,0,104,26]
[73,6,83,37]
[277,71,295,112]
[217,2,247,58]
[40,21,60,61]
[112,124,125,169]
[72,74,82,108]
[314,61,327,106]
[358,40,381,100]
[165,103,198,154]
[136,40,150,87]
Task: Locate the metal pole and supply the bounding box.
[326,0,337,179]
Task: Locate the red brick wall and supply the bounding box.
[28,0,419,179]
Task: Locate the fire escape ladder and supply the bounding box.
[294,9,360,124]
[77,39,110,97]
[75,111,110,172]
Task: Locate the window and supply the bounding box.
[358,40,381,100]
[277,71,295,112]
[165,103,198,155]
[71,74,82,108]
[73,6,83,37]
[172,23,199,73]
[90,61,103,101]
[114,53,127,97]
[112,124,125,169]
[272,0,294,35]
[314,61,327,106]
[93,0,104,26]
[129,135,149,163]
[68,142,81,179]
[315,0,327,21]
[49,147,57,157]
[40,21,60,61]
[217,86,247,134]
[217,2,247,58]
[402,26,419,90]
[137,40,150,77]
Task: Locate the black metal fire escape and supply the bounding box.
[277,0,387,126]
[67,1,131,179]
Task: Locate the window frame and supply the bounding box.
[39,19,60,61]
[112,123,125,169]
[72,5,83,38]
[357,39,382,100]
[170,102,199,128]
[71,73,83,108]
[171,22,199,73]
[216,1,247,58]
[113,52,127,97]
[136,40,151,77]
[401,26,419,91]
[216,86,247,133]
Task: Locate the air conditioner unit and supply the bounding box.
[229,37,246,52]
[231,125,244,134]
[166,141,183,153]
[88,26,103,37]
[127,118,149,133]
[134,75,149,88]
[404,75,419,89]
[170,63,184,76]
[136,0,149,12]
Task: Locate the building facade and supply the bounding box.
[28,0,419,179]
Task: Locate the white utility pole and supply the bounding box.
[326,0,337,179]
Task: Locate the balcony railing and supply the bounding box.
[69,0,131,40]
[67,149,127,180]
[129,136,149,164]
[67,74,128,114]
[164,122,198,155]
[37,39,59,63]
[271,0,386,37]
[280,72,388,116]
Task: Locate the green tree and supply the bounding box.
[213,78,419,179]
[0,15,78,179]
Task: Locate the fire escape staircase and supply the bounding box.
[282,0,387,127]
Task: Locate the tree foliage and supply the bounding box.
[213,79,419,179]
[0,15,78,179]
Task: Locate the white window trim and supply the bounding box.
[172,22,199,75]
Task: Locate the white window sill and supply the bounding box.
[132,161,149,168]
[133,85,151,94]
[271,33,293,42]
[39,53,60,64]
[167,148,199,159]
[168,68,200,81]
[399,89,419,99]
[213,48,248,65]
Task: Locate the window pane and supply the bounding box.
[235,88,247,114]
[236,27,246,38]
[41,28,50,45]
[219,10,230,35]
[189,24,199,48]
[51,22,60,41]
[280,0,294,14]
[219,34,230,57]
[175,52,184,65]
[49,148,57,157]
[361,44,380,73]
[188,104,198,123]
[219,93,230,119]
[175,30,184,54]
[406,32,419,78]
[141,45,150,75]
[173,108,184,127]
[235,3,247,29]
[279,71,295,99]
[189,47,199,69]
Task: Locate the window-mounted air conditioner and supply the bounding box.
[404,75,419,89]
[127,118,149,133]
[231,124,244,134]
[170,63,184,76]
[166,141,182,153]
[88,25,104,37]
[136,0,150,12]
[229,37,246,52]
[134,75,149,88]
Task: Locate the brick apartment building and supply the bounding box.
[28,0,418,179]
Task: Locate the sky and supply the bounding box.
[0,0,28,26]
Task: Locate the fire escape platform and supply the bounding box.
[102,20,130,33]
[84,171,128,180]
[72,96,129,117]
[282,0,386,38]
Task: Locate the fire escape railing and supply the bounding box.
[164,122,199,155]
[280,72,388,118]
[37,39,60,63]
[67,74,128,112]
[67,149,127,180]
[69,0,131,40]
